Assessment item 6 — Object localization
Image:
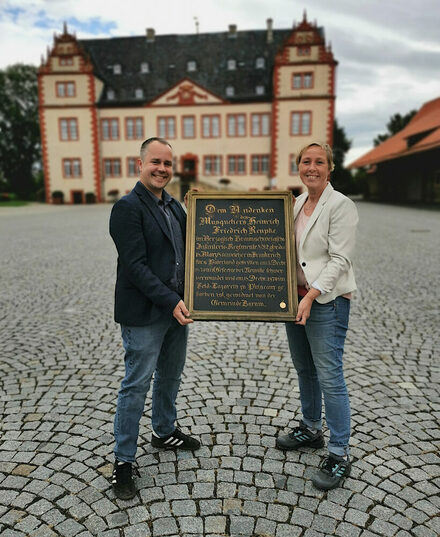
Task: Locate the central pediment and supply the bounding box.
[151,78,225,106]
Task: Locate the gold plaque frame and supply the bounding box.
[184,191,297,321]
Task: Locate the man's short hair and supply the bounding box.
[140,137,172,160]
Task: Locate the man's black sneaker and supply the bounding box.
[112,460,136,500]
[151,427,201,451]
[312,455,351,490]
[276,420,325,451]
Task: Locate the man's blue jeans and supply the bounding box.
[285,296,351,457]
[114,317,188,463]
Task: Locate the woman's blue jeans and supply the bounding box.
[285,296,351,457]
[114,317,188,463]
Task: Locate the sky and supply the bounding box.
[1,0,440,165]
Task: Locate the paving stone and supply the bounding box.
[152,517,178,536]
[1,203,439,537]
[124,523,151,537]
[204,515,226,534]
[54,518,86,536]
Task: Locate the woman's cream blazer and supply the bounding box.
[294,183,358,304]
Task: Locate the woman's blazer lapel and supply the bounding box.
[297,183,334,249]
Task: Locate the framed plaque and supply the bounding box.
[184,191,297,321]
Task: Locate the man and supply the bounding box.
[109,137,199,500]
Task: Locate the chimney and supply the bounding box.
[266,18,273,43]
[146,28,155,42]
[228,24,237,38]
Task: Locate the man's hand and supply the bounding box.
[184,188,200,208]
[173,300,193,325]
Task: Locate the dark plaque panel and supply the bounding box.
[185,192,297,321]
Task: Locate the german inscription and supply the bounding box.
[185,192,297,321]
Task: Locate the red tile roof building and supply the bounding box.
[349,97,440,203]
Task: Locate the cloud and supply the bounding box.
[1,0,439,162]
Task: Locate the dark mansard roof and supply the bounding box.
[79,28,306,106]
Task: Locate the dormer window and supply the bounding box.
[187,60,197,72]
[140,62,149,73]
[135,88,144,99]
[256,85,265,95]
[113,64,121,74]
[107,89,115,100]
[256,57,265,69]
[227,59,236,70]
[226,85,235,97]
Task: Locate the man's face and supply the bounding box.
[138,141,173,198]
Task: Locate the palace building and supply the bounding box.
[38,13,337,203]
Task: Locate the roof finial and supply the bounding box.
[63,21,68,34]
[303,9,307,22]
[194,16,199,34]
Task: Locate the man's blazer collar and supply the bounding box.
[133,181,173,241]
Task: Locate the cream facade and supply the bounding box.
[38,16,337,203]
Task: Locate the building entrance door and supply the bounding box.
[72,191,83,204]
[180,156,197,199]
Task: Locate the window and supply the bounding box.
[226,85,235,97]
[290,154,299,174]
[204,156,222,175]
[251,155,270,174]
[127,157,138,177]
[251,113,270,136]
[255,57,265,69]
[298,46,311,56]
[255,85,265,95]
[304,73,313,88]
[113,64,121,74]
[202,115,220,138]
[56,82,75,97]
[101,119,120,140]
[140,62,149,73]
[59,118,78,141]
[104,158,121,177]
[291,111,311,135]
[227,59,236,70]
[107,89,115,100]
[292,72,314,89]
[59,57,73,66]
[158,116,176,138]
[187,60,197,72]
[228,155,246,175]
[182,116,195,138]
[135,88,144,99]
[125,117,144,140]
[227,114,246,137]
[62,158,81,178]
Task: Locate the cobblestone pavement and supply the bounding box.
[1,201,439,537]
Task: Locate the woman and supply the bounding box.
[276,142,358,490]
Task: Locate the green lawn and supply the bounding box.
[0,200,29,207]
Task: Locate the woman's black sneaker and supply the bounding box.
[276,420,324,450]
[312,455,351,490]
[112,460,136,500]
[151,427,201,450]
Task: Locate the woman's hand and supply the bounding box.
[295,295,313,325]
[295,288,320,325]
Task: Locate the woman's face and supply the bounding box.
[298,146,330,193]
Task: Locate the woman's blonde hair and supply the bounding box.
[296,142,335,172]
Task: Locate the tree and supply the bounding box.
[0,64,41,199]
[331,119,358,194]
[373,110,417,146]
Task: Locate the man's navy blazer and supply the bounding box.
[109,181,186,326]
